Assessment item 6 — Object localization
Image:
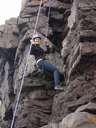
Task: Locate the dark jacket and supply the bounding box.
[30,44,45,60]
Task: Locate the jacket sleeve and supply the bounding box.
[30,45,35,55]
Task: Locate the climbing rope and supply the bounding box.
[45,1,60,53]
[46,1,51,37]
[10,0,43,128]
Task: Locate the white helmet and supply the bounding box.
[32,34,42,40]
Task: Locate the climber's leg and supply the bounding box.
[54,70,60,87]
[37,59,60,87]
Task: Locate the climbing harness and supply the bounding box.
[10,0,44,128]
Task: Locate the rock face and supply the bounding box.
[61,102,96,128]
[0,18,19,48]
[15,89,55,128]
[13,0,67,127]
[50,0,96,123]
[0,18,19,127]
[42,103,96,128]
[0,0,96,128]
[0,18,19,102]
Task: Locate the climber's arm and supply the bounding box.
[30,44,45,59]
[30,45,35,55]
[42,38,55,53]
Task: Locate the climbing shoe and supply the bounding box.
[54,85,64,90]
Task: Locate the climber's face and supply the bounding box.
[34,37,41,42]
[33,37,41,45]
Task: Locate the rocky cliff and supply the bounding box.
[0,0,96,128]
[0,18,19,127]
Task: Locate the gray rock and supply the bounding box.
[0,18,19,126]
[0,18,19,48]
[1,0,96,128]
[61,103,96,128]
[15,89,55,128]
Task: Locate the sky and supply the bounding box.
[0,0,22,25]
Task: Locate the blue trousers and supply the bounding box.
[37,59,60,87]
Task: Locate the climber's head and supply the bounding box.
[31,34,42,45]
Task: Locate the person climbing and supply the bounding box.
[30,33,63,90]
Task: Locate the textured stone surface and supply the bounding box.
[0,18,19,127]
[1,0,96,128]
[52,0,96,123]
[61,103,96,128]
[15,89,55,128]
[0,18,18,103]
[41,103,96,128]
[12,1,69,128]
[18,0,71,46]
[12,0,96,128]
[51,72,96,122]
[62,0,96,84]
[0,18,19,48]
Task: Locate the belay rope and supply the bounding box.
[10,0,51,128]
